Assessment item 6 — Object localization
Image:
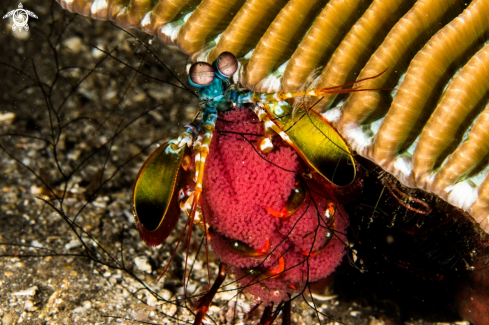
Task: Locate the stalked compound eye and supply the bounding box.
[265,180,306,218]
[188,62,215,88]
[243,256,285,280]
[285,180,307,216]
[224,237,269,257]
[213,52,238,79]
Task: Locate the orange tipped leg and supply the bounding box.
[193,263,227,325]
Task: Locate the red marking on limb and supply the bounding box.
[301,249,321,257]
[327,201,335,212]
[265,206,288,218]
[267,256,285,278]
[257,239,270,255]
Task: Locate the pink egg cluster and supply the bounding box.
[201,108,348,304]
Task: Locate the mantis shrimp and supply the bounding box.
[133,51,385,324]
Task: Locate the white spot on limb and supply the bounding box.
[254,108,267,121]
[204,132,213,140]
[259,138,274,153]
[264,120,275,129]
[279,132,291,143]
[178,135,192,148]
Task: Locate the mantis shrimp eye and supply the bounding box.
[188,62,215,87]
[213,51,238,79]
[224,236,269,257]
[265,180,307,218]
[284,180,306,216]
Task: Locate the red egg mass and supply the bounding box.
[201,108,349,304]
